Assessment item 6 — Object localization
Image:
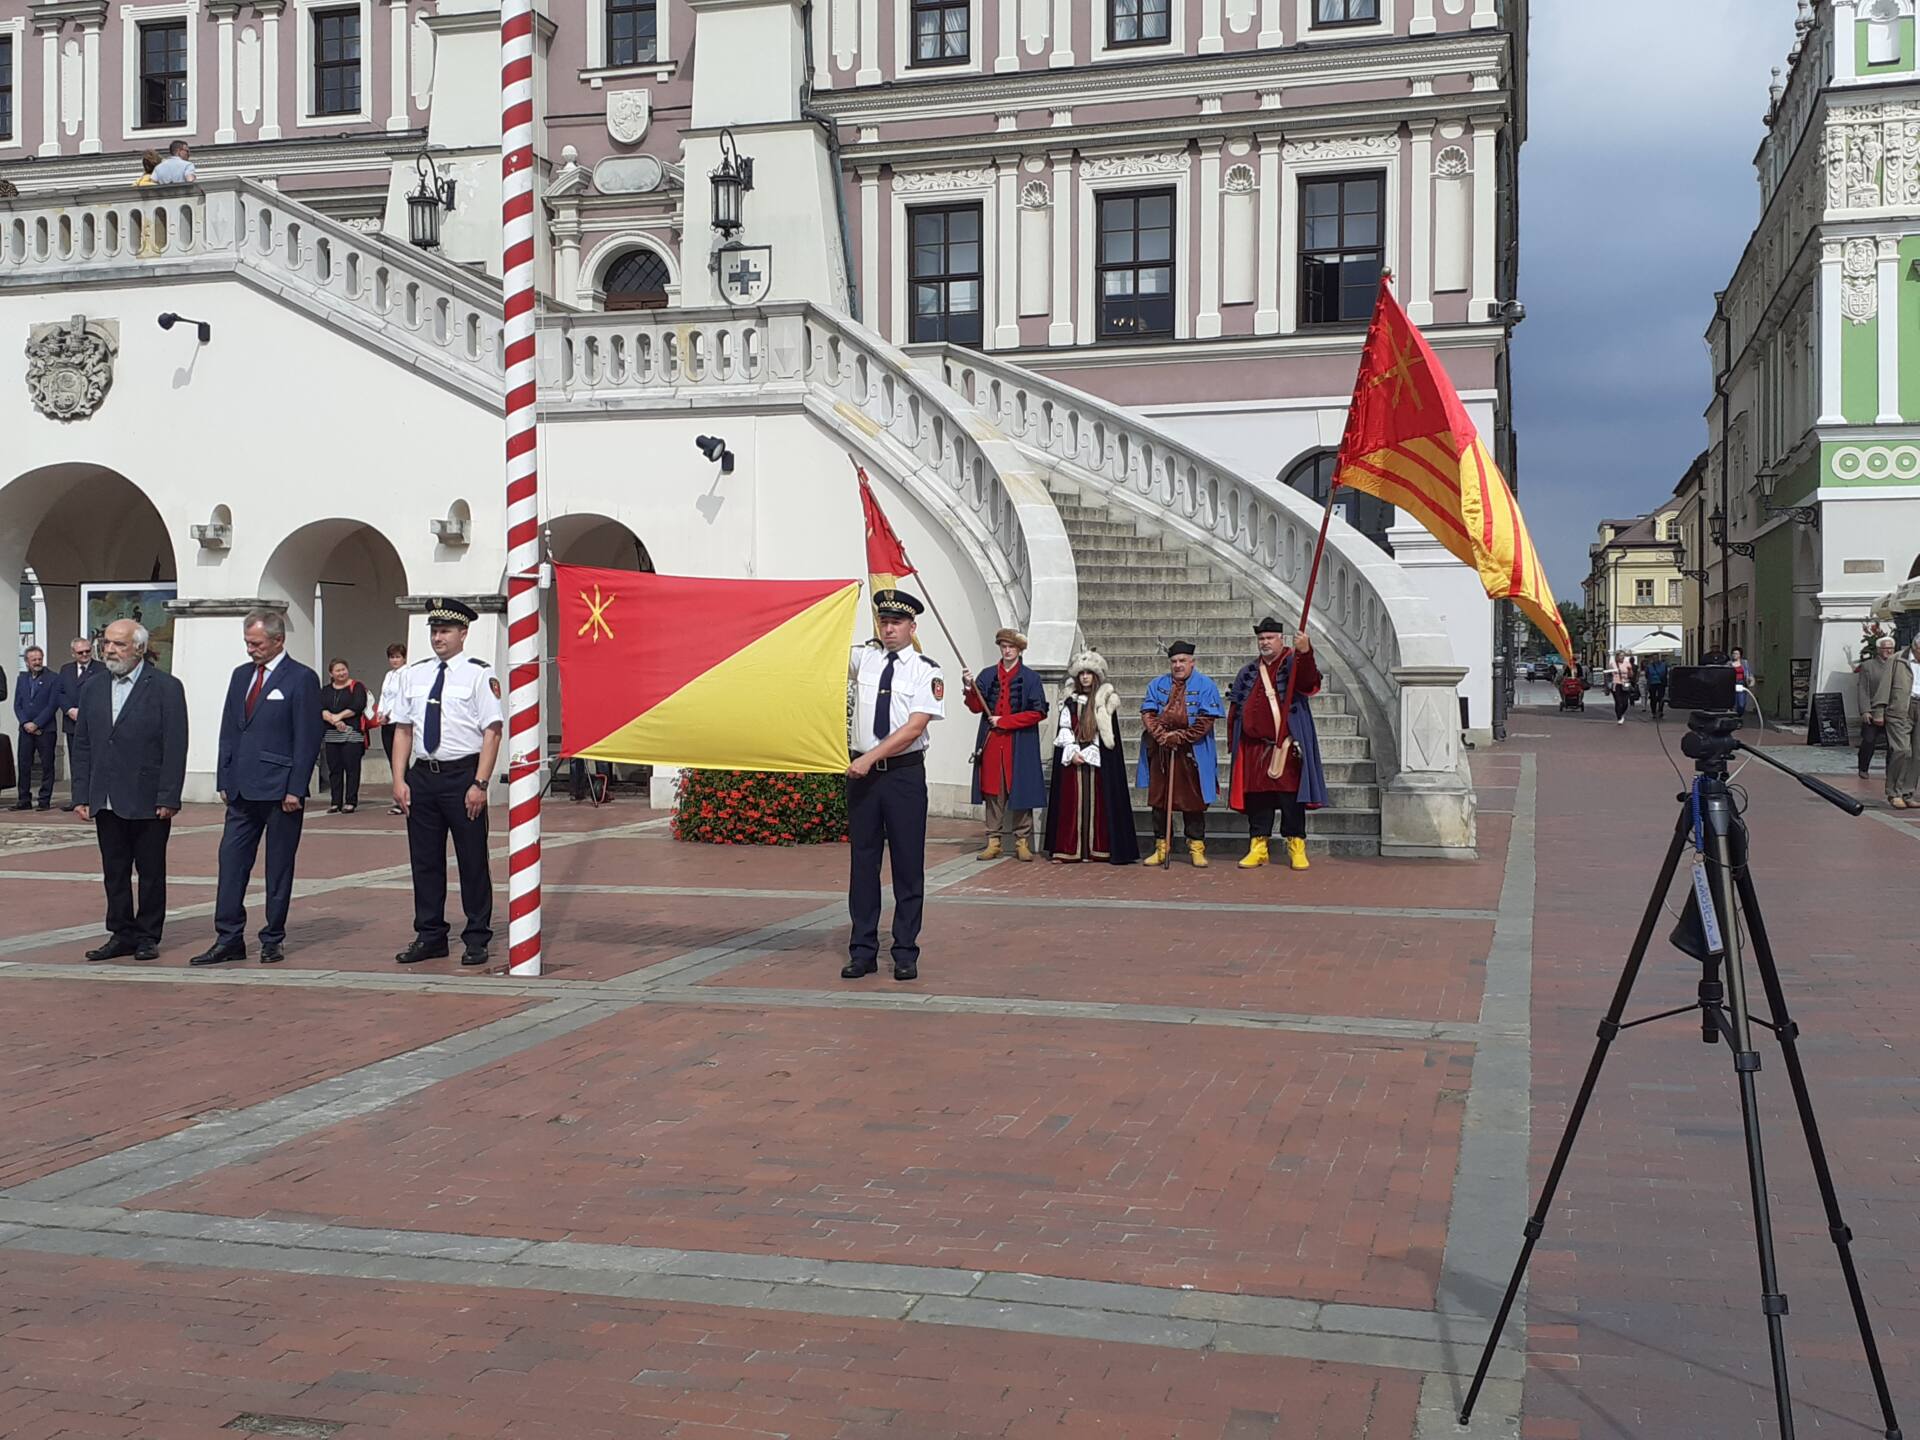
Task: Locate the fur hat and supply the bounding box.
[994,627,1028,650]
[1068,649,1108,681]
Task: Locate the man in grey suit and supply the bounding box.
[73,619,189,961]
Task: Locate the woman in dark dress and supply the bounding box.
[1043,651,1139,865]
[318,659,370,813]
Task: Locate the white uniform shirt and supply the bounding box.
[850,643,944,753]
[375,665,408,725]
[392,653,504,760]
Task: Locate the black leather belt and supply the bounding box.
[851,749,924,772]
[411,755,480,776]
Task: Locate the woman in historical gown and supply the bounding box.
[1043,652,1139,864]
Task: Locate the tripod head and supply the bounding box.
[1679,710,1863,817]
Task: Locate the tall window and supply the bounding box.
[1668,579,1684,606]
[910,0,969,66]
[604,249,671,311]
[0,37,13,142]
[1284,451,1394,554]
[1312,0,1380,25]
[1109,0,1171,46]
[139,20,189,129]
[607,0,658,66]
[1097,189,1175,341]
[909,205,983,345]
[313,8,361,117]
[1299,173,1383,325]
[1634,578,1655,604]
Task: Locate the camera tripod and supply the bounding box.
[1459,713,1904,1439]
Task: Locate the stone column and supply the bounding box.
[1197,140,1222,338]
[1258,0,1282,47]
[1200,0,1223,53]
[856,0,880,86]
[1049,149,1073,345]
[1382,665,1479,858]
[79,13,103,154]
[387,0,410,130]
[1049,0,1072,67]
[996,0,1017,71]
[1819,238,1845,424]
[1877,235,1901,422]
[38,20,59,157]
[212,1,239,144]
[1258,134,1281,335]
[1834,1,1859,83]
[1470,121,1498,323]
[995,157,1021,348]
[859,169,881,337]
[1408,122,1435,324]
[550,211,582,306]
[258,0,284,140]
[1411,0,1436,34]
[1470,0,1497,25]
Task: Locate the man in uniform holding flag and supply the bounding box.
[845,590,945,983]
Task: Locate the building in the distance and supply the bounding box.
[1705,0,1920,725]
[1582,507,1686,668]
[0,0,1533,855]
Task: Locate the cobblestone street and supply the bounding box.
[0,705,1914,1438]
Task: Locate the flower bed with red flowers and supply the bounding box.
[672,769,849,845]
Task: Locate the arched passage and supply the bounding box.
[544,513,653,780]
[2,464,179,668]
[259,520,410,686]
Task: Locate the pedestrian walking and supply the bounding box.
[390,600,503,967]
[319,659,370,813]
[1138,641,1223,866]
[1857,635,1903,781]
[1645,654,1670,720]
[194,611,323,966]
[72,620,188,962]
[1889,638,1919,808]
[1611,650,1634,724]
[11,647,58,811]
[962,628,1047,862]
[845,590,944,982]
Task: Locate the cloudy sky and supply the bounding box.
[1516,0,1802,599]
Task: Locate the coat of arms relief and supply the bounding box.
[26,316,119,422]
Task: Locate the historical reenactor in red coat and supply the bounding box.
[962,628,1049,861]
[1226,616,1330,871]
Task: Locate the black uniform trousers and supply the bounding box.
[96,810,172,946]
[406,757,493,948]
[214,798,305,947]
[1244,791,1307,840]
[846,757,927,970]
[15,727,56,806]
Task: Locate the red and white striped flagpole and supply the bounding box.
[502,0,542,977]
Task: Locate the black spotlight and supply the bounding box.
[695,434,735,475]
[158,312,212,343]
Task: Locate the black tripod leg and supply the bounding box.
[1458,806,1695,1424]
[1736,866,1905,1440]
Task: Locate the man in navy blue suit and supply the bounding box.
[192,610,323,966]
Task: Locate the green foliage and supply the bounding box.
[1523,601,1584,657]
[672,769,849,845]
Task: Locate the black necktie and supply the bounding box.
[423,661,447,755]
[873,653,898,741]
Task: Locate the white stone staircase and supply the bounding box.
[1055,490,1383,856]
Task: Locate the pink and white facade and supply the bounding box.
[0,0,1522,854]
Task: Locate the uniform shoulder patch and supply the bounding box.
[411,657,435,666]
[468,657,490,667]
[923,656,941,668]
[489,677,502,699]
[931,678,945,702]
[864,639,884,650]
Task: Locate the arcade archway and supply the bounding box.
[259,521,411,686]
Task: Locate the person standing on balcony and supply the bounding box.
[152,141,195,185]
[1043,651,1137,866]
[1226,618,1328,872]
[133,150,161,187]
[962,629,1048,862]
[1138,641,1223,867]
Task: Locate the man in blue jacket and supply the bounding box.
[193,610,322,966]
[11,647,59,811]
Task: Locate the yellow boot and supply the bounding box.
[1238,837,1270,869]
[977,836,1002,861]
[1285,836,1310,871]
[1143,839,1171,867]
[1014,838,1035,863]
[1188,840,1209,868]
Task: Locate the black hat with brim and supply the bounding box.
[872,589,925,618]
[1253,616,1287,635]
[428,598,478,627]
[1166,641,1196,657]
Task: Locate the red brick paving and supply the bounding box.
[0,980,527,1188]
[0,1250,1423,1439]
[142,1004,1469,1309]
[705,908,1493,1023]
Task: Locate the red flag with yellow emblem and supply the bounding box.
[1333,277,1572,662]
[557,567,860,774]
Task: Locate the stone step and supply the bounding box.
[1077,581,1240,602]
[1080,600,1263,621]
[1075,562,1209,583]
[1057,517,1149,539]
[1069,540,1199,562]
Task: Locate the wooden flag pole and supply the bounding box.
[848,454,976,676]
[1276,479,1342,743]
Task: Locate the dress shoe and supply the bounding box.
[1014,839,1035,862]
[976,836,1002,861]
[190,941,247,966]
[60,803,77,812]
[36,801,50,811]
[1284,836,1310,871]
[892,963,919,982]
[9,802,30,811]
[1143,839,1170,867]
[84,939,137,962]
[841,959,877,979]
[133,943,160,962]
[395,939,450,964]
[460,947,489,967]
[259,943,285,964]
[1238,836,1271,869]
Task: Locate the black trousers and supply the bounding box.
[1244,791,1306,840]
[1647,683,1667,719]
[405,759,493,948]
[95,810,171,945]
[1612,685,1632,720]
[15,727,55,806]
[326,742,363,809]
[847,762,927,969]
[1859,718,1886,774]
[381,724,397,765]
[1151,808,1207,840]
[214,797,305,947]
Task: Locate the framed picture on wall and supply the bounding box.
[79,584,178,673]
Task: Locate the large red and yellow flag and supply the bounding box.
[1333,277,1573,662]
[557,567,860,774]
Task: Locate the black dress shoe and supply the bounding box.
[9,802,30,811]
[60,804,77,812]
[190,942,246,967]
[892,963,919,982]
[259,943,285,964]
[460,947,489,967]
[841,959,877,979]
[396,940,450,964]
[133,943,160,962]
[36,802,50,811]
[84,940,137,962]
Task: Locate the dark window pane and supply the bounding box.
[607,0,658,66]
[0,37,12,142]
[1097,186,1177,341]
[1299,172,1384,325]
[138,21,189,128]
[910,0,969,64]
[907,204,984,346]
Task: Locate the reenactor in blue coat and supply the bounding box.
[962,628,1048,861]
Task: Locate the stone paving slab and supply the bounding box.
[137,1002,1472,1311]
[0,980,528,1190]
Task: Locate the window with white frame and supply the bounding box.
[607,0,658,67]
[1109,0,1171,46]
[1313,0,1379,24]
[1634,578,1655,605]
[1668,579,1684,606]
[1299,173,1383,325]
[1096,190,1176,341]
[604,248,672,311]
[0,35,13,142]
[910,0,969,66]
[139,20,190,129]
[312,7,361,117]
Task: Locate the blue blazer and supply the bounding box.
[12,668,59,730]
[72,664,189,817]
[217,657,323,803]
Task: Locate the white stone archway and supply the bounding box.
[259,520,411,687]
[577,232,682,311]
